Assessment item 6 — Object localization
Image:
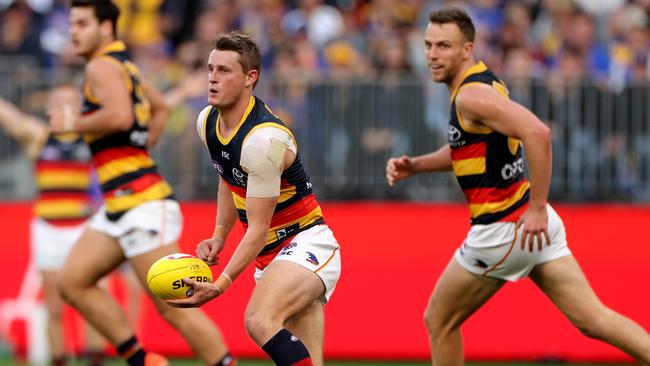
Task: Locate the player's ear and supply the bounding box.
[245,70,259,87]
[99,20,113,39]
[462,42,474,60]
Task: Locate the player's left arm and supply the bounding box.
[142,78,170,147]
[456,84,552,250]
[50,59,134,134]
[167,131,295,308]
[0,97,48,160]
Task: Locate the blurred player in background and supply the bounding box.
[386,7,650,365]
[0,86,108,366]
[166,32,342,366]
[48,1,235,365]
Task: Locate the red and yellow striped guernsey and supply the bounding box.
[449,61,530,225]
[33,133,93,225]
[201,97,325,269]
[81,41,173,221]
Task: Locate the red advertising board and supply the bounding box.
[0,202,648,362]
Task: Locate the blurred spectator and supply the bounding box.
[0,2,45,66]
[282,0,344,48]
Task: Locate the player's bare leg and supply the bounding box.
[58,229,130,344]
[129,244,230,365]
[245,261,326,366]
[424,258,505,366]
[530,255,650,364]
[285,301,325,364]
[42,270,67,363]
[83,277,110,365]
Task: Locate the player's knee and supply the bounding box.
[153,300,181,324]
[424,311,446,336]
[245,312,275,343]
[56,274,77,306]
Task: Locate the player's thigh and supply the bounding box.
[247,261,325,323]
[529,255,604,325]
[60,228,125,287]
[426,257,505,329]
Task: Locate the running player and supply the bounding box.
[166,32,342,366]
[386,7,650,365]
[49,1,235,365]
[0,86,108,366]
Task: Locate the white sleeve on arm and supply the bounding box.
[196,106,212,145]
[240,127,296,198]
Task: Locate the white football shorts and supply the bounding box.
[455,204,571,281]
[89,199,182,258]
[254,224,341,303]
[31,218,87,270]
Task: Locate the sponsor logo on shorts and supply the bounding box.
[279,242,297,256]
[306,252,319,265]
[473,259,488,269]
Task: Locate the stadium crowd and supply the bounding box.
[1,0,649,200]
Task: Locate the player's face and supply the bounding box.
[206,49,254,109]
[424,22,472,84]
[69,7,102,58]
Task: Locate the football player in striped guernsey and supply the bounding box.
[167,32,342,366]
[386,7,650,365]
[0,86,108,366]
[48,1,234,366]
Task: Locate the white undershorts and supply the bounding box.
[455,204,571,281]
[31,218,87,270]
[254,225,341,303]
[89,199,182,258]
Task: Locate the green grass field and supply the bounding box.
[0,357,630,366]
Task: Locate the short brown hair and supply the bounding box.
[429,7,475,42]
[71,0,120,38]
[213,32,262,88]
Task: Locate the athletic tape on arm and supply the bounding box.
[241,127,296,197]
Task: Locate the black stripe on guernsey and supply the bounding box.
[457,175,527,189]
[471,190,529,225]
[233,195,319,224]
[88,134,146,154]
[258,219,325,255]
[100,166,159,192]
[104,193,175,222]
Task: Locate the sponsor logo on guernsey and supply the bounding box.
[501,157,525,180]
[211,160,223,174]
[221,151,230,160]
[306,252,319,265]
[448,125,462,142]
[232,167,246,186]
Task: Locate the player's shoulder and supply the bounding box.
[197,106,214,122]
[244,124,297,154]
[85,57,125,85]
[196,106,215,144]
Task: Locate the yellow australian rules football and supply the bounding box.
[146,253,213,300]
